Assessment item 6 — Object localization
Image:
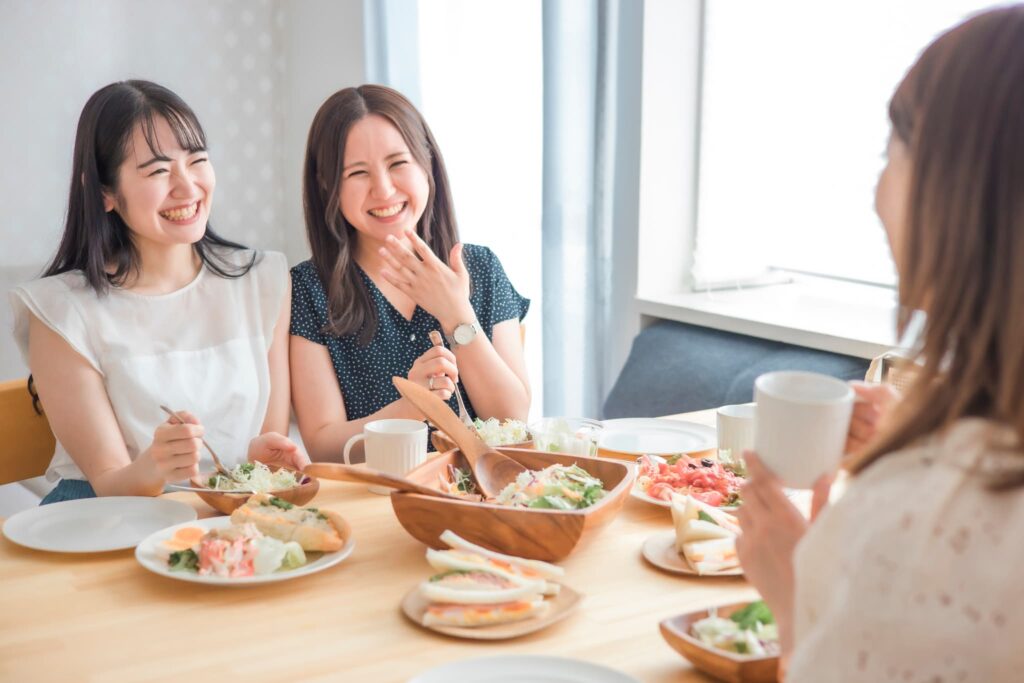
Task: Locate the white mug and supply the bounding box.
[754,371,854,489]
[717,403,756,457]
[343,419,428,494]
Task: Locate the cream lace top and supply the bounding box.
[788,419,1024,682]
[9,249,287,482]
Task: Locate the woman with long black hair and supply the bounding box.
[10,80,306,503]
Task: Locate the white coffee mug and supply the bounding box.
[717,403,756,457]
[754,371,854,489]
[343,419,428,494]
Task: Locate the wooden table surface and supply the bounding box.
[0,409,761,683]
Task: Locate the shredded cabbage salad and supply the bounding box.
[495,464,606,510]
[473,418,530,446]
[529,418,600,456]
[208,461,298,493]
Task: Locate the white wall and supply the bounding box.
[0,0,365,381]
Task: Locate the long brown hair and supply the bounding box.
[302,85,459,345]
[851,6,1024,487]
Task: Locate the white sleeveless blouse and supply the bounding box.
[9,249,288,483]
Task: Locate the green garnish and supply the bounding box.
[734,641,749,654]
[208,475,219,488]
[730,601,775,631]
[168,549,199,572]
[269,497,294,510]
[239,462,255,475]
[697,510,719,525]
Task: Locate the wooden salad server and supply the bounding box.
[392,376,527,499]
[303,462,460,500]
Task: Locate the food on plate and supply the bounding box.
[207,460,301,493]
[671,494,740,574]
[495,464,606,509]
[417,530,565,628]
[439,463,608,510]
[230,494,346,551]
[637,453,744,507]
[691,601,780,656]
[159,523,306,578]
[473,417,530,446]
[529,417,601,456]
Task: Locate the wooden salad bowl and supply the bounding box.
[188,470,320,515]
[659,601,779,683]
[430,429,532,454]
[390,446,634,562]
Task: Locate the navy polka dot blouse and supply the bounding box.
[290,244,529,422]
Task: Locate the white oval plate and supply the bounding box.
[599,418,716,455]
[135,516,355,586]
[408,655,640,683]
[2,497,197,553]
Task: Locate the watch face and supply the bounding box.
[454,323,477,345]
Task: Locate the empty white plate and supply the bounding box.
[599,418,716,455]
[2,497,197,553]
[408,656,639,683]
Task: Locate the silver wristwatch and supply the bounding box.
[445,321,480,348]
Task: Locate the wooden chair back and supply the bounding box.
[0,378,56,484]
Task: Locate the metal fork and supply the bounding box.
[428,331,474,428]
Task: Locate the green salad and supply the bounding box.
[494,464,606,510]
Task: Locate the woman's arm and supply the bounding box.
[260,276,292,435]
[289,335,425,462]
[379,233,530,421]
[28,314,203,496]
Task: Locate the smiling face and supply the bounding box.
[103,115,215,250]
[875,133,912,274]
[339,114,430,251]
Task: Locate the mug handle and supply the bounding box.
[342,434,365,465]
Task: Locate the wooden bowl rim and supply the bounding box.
[392,448,634,515]
[659,600,780,665]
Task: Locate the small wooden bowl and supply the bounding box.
[659,601,779,683]
[390,446,634,561]
[188,470,320,515]
[430,429,532,454]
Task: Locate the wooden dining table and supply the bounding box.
[0,409,762,683]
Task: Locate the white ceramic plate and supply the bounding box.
[408,655,640,683]
[599,418,716,456]
[2,497,197,553]
[135,516,355,586]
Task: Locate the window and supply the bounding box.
[694,0,1004,288]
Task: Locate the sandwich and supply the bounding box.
[230,494,346,552]
[416,530,564,628]
[671,494,741,574]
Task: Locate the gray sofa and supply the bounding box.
[603,320,870,418]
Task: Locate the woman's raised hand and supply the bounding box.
[144,410,204,482]
[846,381,901,455]
[407,344,458,401]
[248,432,309,471]
[379,230,474,328]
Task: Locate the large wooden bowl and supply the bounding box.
[390,447,634,561]
[188,470,320,515]
[659,601,779,683]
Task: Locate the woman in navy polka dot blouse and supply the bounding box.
[289,85,531,461]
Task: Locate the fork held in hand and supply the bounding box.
[428,330,474,428]
[158,405,241,484]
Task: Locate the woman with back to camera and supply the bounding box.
[289,85,530,461]
[10,80,306,504]
[736,7,1024,680]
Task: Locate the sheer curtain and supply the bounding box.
[541,0,643,418]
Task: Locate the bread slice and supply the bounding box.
[418,570,544,605]
[423,598,549,628]
[230,494,345,552]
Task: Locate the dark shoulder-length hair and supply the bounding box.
[303,84,459,345]
[850,6,1024,488]
[45,79,254,291]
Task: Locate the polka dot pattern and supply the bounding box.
[290,244,528,421]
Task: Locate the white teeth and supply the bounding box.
[369,203,405,218]
[160,202,199,221]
